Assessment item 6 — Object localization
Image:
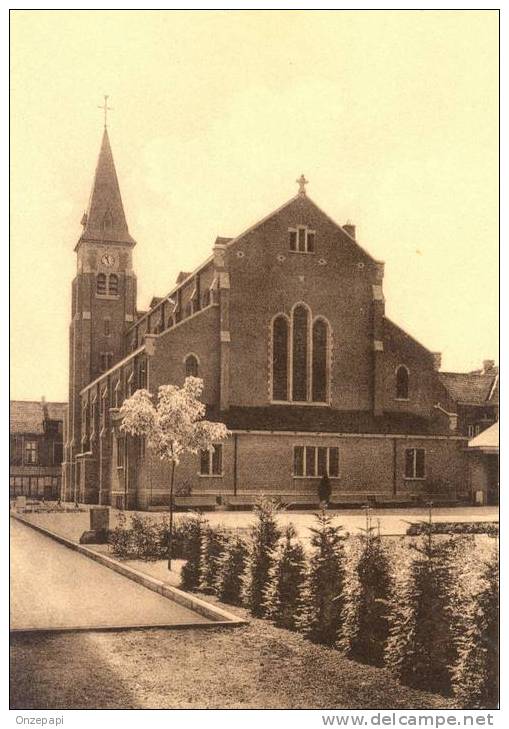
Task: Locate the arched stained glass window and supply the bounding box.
[312,319,328,402]
[292,305,309,401]
[272,316,289,401]
[396,365,409,399]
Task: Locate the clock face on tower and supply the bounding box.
[101,252,115,267]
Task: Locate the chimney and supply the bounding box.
[432,353,442,371]
[482,359,495,374]
[343,221,356,239]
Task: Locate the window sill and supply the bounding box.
[293,475,340,479]
[289,250,315,255]
[96,294,120,300]
[198,473,224,478]
[395,398,410,402]
[271,400,331,407]
[403,477,426,481]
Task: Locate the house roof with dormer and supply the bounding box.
[10,400,67,435]
[439,370,499,406]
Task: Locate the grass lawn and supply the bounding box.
[10,594,456,710]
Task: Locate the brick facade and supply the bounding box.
[62,129,473,509]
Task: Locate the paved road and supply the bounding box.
[10,518,213,631]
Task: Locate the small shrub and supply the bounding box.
[199,525,228,593]
[158,514,203,559]
[214,533,248,605]
[129,514,162,559]
[452,548,499,708]
[264,524,307,630]
[296,510,347,646]
[180,514,207,591]
[108,511,135,558]
[243,496,282,617]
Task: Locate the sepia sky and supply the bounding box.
[10,10,498,402]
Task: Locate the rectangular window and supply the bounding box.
[305,446,315,476]
[467,425,475,438]
[317,447,328,476]
[293,446,339,477]
[475,425,481,436]
[293,445,304,477]
[289,227,316,253]
[117,437,125,468]
[298,227,306,252]
[200,449,210,475]
[329,447,339,478]
[104,319,111,336]
[24,440,38,465]
[10,435,22,465]
[200,444,223,476]
[405,448,426,479]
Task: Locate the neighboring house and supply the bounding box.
[467,420,499,505]
[62,128,478,509]
[440,361,499,438]
[10,399,66,499]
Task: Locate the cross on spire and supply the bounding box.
[98,95,113,128]
[296,173,309,196]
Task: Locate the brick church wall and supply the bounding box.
[148,305,221,406]
[226,196,377,410]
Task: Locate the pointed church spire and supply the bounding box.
[80,127,135,246]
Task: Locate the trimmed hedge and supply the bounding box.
[406,521,498,536]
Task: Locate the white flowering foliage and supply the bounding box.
[119,376,229,464]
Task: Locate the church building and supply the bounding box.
[62,126,472,510]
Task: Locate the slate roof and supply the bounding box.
[78,128,135,247]
[205,406,454,436]
[10,401,67,434]
[439,371,499,405]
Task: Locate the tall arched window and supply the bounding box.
[185,354,199,378]
[272,315,289,400]
[396,365,409,399]
[97,273,107,295]
[270,303,331,404]
[312,319,328,402]
[292,305,309,401]
[108,274,119,295]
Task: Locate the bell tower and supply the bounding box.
[62,119,137,502]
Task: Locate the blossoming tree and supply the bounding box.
[119,376,229,570]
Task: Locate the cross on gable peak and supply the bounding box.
[296,174,309,196]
